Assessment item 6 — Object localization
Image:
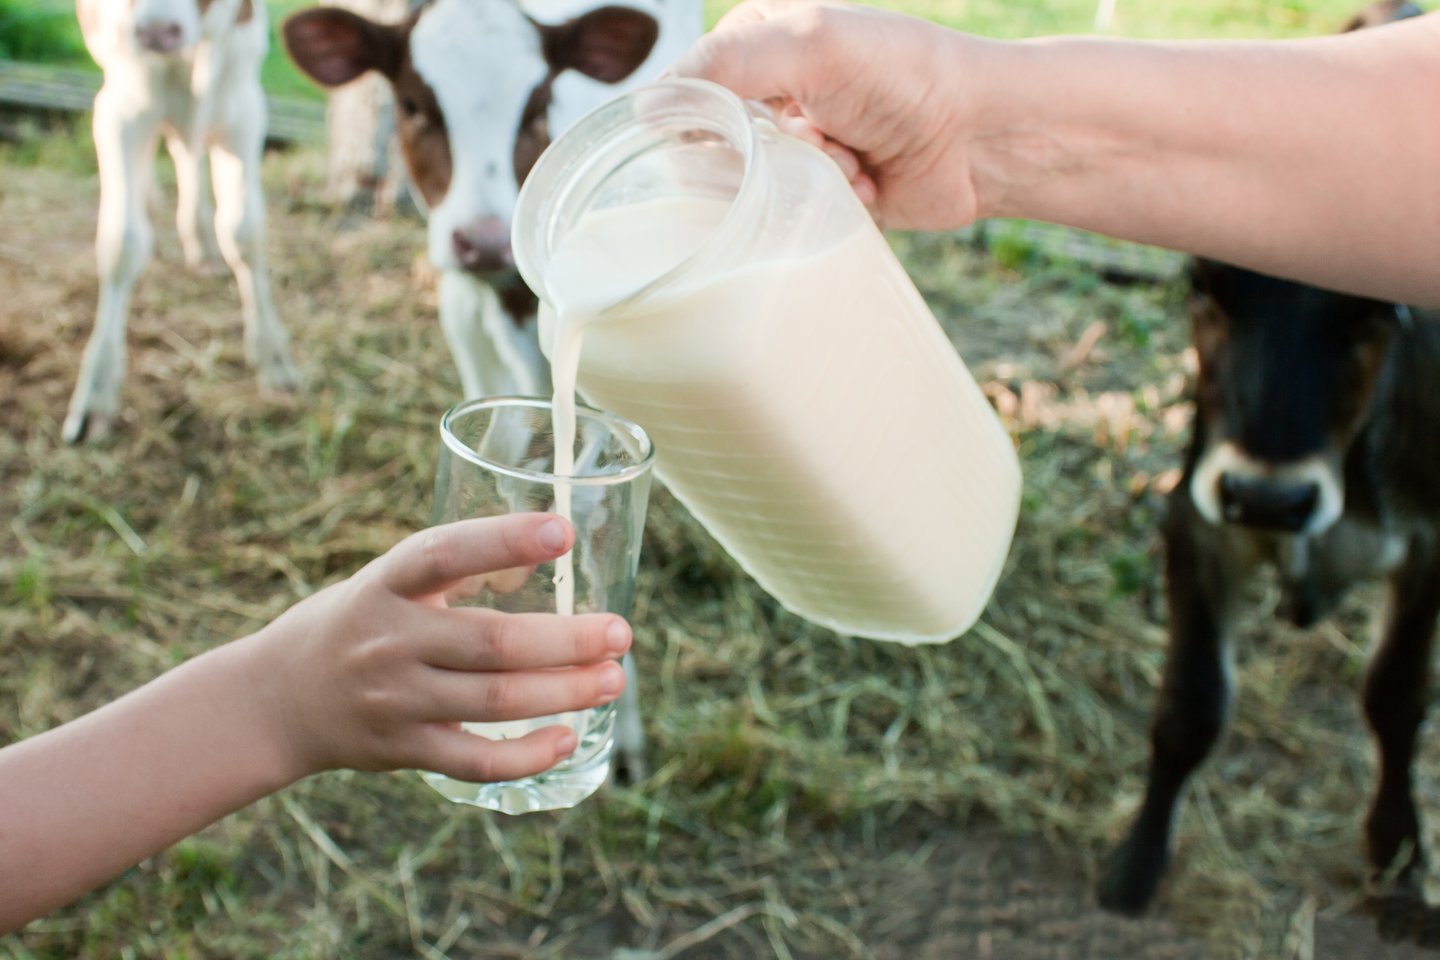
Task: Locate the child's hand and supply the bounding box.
[248,514,631,784]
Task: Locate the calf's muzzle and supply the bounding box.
[136,20,185,53]
[452,217,514,276]
[1217,472,1320,532]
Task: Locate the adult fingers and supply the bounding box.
[419,725,580,783]
[774,112,874,214]
[421,660,626,724]
[376,515,572,598]
[416,609,632,671]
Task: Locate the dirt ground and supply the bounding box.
[551,822,1433,959]
[3,139,1437,959]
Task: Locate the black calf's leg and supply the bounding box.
[1099,501,1249,916]
[1363,538,1440,942]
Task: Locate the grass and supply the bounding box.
[0,1,1426,958]
[0,0,88,64]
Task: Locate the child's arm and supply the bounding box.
[0,514,630,933]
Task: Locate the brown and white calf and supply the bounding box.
[1097,256,1440,944]
[282,0,700,401]
[284,0,699,780]
[66,0,301,443]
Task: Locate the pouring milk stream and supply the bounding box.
[547,197,725,614]
[526,79,1020,642]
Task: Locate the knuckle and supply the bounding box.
[481,676,519,719]
[482,614,523,667]
[356,684,401,724]
[351,631,394,670]
[795,5,836,46]
[459,751,503,784]
[416,527,455,586]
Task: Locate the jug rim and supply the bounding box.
[511,77,763,314]
[440,396,656,485]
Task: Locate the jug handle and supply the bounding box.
[743,98,782,134]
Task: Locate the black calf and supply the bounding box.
[1097,258,1440,947]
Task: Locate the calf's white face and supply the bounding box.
[78,0,214,56]
[131,0,204,52]
[284,0,658,277]
[409,0,545,274]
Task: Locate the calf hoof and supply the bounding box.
[1369,860,1430,944]
[61,407,116,445]
[1418,905,1440,949]
[610,744,648,787]
[1097,836,1169,918]
[1374,888,1426,944]
[257,353,305,394]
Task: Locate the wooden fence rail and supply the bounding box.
[0,60,325,145]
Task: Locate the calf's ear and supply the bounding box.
[542,6,659,84]
[283,8,405,87]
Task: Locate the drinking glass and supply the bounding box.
[423,396,654,814]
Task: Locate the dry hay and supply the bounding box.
[0,134,1430,960]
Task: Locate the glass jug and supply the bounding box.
[513,78,1021,643]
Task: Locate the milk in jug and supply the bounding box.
[514,79,1021,643]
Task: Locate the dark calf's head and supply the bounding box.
[1342,0,1425,32]
[283,0,658,278]
[1186,259,1400,535]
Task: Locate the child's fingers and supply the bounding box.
[420,725,581,783]
[422,660,626,723]
[418,610,631,671]
[377,515,572,598]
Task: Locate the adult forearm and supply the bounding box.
[0,638,300,932]
[964,17,1440,304]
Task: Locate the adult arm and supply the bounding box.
[675,2,1440,305]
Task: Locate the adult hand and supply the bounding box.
[673,0,982,230]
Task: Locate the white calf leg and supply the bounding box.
[209,85,301,392]
[439,271,516,400]
[165,133,223,274]
[64,91,157,444]
[613,654,647,783]
[482,305,550,399]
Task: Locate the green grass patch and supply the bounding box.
[0,0,88,64]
